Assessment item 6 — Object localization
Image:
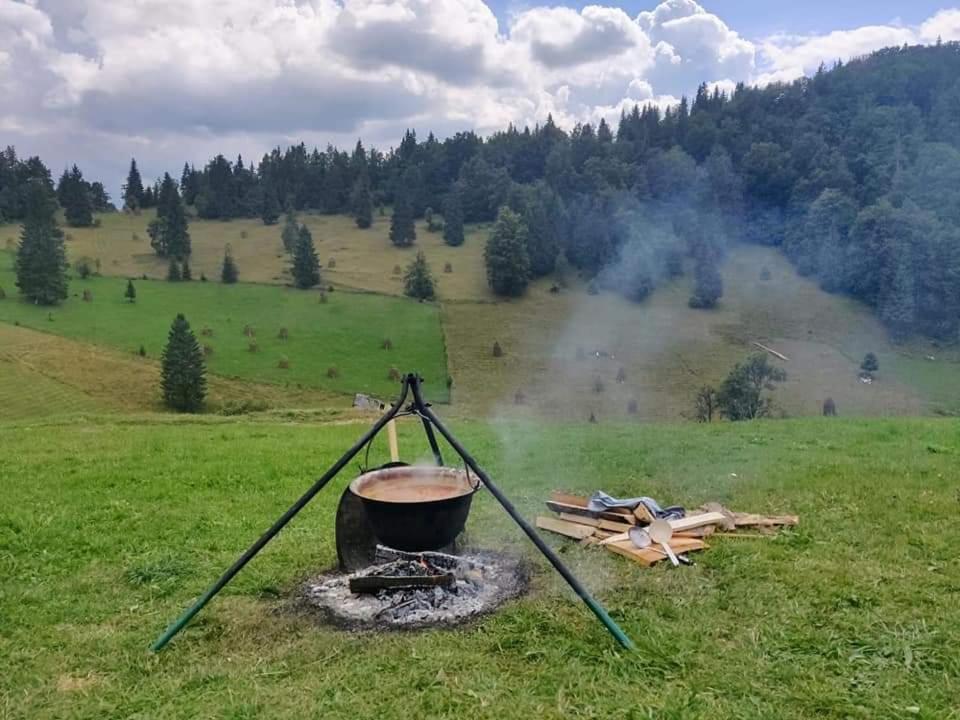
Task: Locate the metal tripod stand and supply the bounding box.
[151,373,635,652]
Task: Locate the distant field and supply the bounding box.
[445,244,955,420]
[0,323,357,420]
[0,251,449,402]
[2,414,958,719]
[0,210,492,301]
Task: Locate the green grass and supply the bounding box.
[0,358,106,420]
[0,251,448,401]
[1,210,492,300]
[2,414,959,718]
[445,244,958,419]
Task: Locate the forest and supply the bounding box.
[3,42,960,341]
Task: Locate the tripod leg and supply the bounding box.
[416,398,636,651]
[150,379,411,652]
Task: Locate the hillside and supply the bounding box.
[2,414,958,719]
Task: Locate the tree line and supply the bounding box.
[7,42,960,340]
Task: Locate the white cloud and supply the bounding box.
[0,0,956,193]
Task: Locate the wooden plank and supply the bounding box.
[732,513,799,527]
[752,341,789,361]
[674,525,717,539]
[536,516,595,540]
[546,501,635,525]
[549,491,590,508]
[668,512,728,533]
[549,491,636,519]
[605,538,707,567]
[633,503,655,524]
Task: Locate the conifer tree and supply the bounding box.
[442,189,465,247]
[261,182,280,225]
[689,249,723,308]
[15,179,68,305]
[351,174,374,229]
[404,250,436,300]
[280,203,299,254]
[160,313,206,412]
[221,245,239,284]
[292,224,320,289]
[148,173,190,258]
[122,158,144,212]
[167,258,181,281]
[484,207,530,297]
[181,259,192,281]
[390,186,416,248]
[125,279,136,303]
[61,165,94,227]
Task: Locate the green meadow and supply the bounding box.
[0,251,449,401]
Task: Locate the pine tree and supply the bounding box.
[689,249,723,308]
[122,158,144,212]
[221,245,239,283]
[442,189,465,247]
[484,207,531,297]
[390,186,416,248]
[351,174,373,229]
[167,258,181,281]
[160,313,207,412]
[280,204,299,254]
[148,173,190,258]
[125,279,136,303]
[62,165,94,227]
[261,182,280,225]
[292,224,320,289]
[404,251,436,300]
[15,180,68,305]
[860,352,879,374]
[181,259,192,281]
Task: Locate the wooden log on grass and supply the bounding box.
[536,516,595,540]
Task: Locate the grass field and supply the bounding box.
[4,214,959,421]
[0,250,449,402]
[1,414,958,719]
[0,323,359,420]
[445,244,958,420]
[1,211,492,300]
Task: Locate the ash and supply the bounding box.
[300,547,528,630]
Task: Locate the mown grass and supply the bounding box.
[445,244,956,420]
[0,322,359,420]
[0,210,492,300]
[1,414,958,719]
[0,251,448,401]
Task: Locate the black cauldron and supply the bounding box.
[349,466,480,551]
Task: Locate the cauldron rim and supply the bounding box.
[349,465,478,505]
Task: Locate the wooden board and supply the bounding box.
[733,513,799,527]
[668,512,728,532]
[549,491,636,519]
[545,501,636,525]
[558,513,634,533]
[536,516,595,540]
[605,538,707,567]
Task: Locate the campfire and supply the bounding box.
[302,546,527,629]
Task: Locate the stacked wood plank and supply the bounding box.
[535,491,798,568]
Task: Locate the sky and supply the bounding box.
[2,0,960,199]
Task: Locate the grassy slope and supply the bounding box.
[0,323,358,420]
[1,415,958,719]
[4,213,958,418]
[0,251,448,401]
[0,211,491,300]
[445,245,957,420]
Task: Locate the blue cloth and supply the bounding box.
[587,491,685,521]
